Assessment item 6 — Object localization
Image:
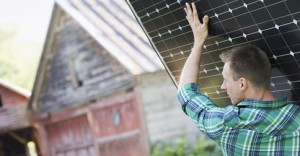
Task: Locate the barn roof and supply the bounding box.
[56,0,163,74]
[30,0,164,111]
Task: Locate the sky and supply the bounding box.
[0,0,54,43]
[0,0,55,89]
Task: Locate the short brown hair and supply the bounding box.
[219,45,271,89]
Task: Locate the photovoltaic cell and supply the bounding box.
[126,0,300,106]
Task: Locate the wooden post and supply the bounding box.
[33,123,50,156]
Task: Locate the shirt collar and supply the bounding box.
[237,97,289,108]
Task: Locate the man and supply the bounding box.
[177,2,300,155]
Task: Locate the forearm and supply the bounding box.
[179,44,204,88]
[179,2,208,89]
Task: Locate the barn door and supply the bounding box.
[46,115,96,156]
[92,97,147,156]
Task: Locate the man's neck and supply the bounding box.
[245,88,275,101]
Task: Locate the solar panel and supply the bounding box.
[126,0,300,106]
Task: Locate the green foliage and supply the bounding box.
[0,24,42,90]
[151,134,223,156]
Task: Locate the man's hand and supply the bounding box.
[184,3,209,48]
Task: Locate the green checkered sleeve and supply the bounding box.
[177,83,230,140]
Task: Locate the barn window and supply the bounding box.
[69,54,85,88]
[113,111,120,126]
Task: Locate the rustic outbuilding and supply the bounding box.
[0,79,35,156]
[29,0,199,156]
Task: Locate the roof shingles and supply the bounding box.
[56,0,163,74]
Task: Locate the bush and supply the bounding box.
[150,134,222,156]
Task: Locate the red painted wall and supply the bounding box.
[46,115,96,156]
[35,90,148,156]
[0,86,28,107]
[0,84,30,133]
[92,95,146,156]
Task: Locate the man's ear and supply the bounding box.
[240,78,247,91]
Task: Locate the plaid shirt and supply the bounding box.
[177,83,300,156]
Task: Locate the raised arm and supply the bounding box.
[178,3,209,89]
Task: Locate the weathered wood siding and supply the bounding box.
[0,86,27,107]
[0,83,30,133]
[39,10,134,112]
[0,105,31,133]
[41,91,148,156]
[91,93,147,156]
[46,115,96,156]
[137,71,200,144]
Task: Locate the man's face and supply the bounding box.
[221,63,244,105]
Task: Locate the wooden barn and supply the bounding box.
[0,79,36,156]
[29,0,199,156]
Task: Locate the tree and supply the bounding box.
[0,24,42,90]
